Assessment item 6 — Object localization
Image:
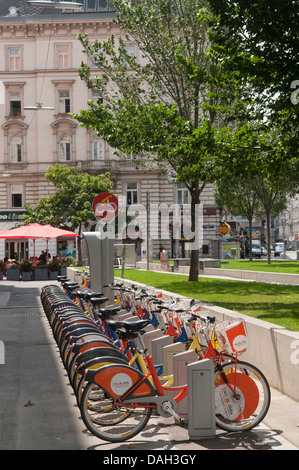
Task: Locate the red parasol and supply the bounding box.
[0,223,78,260]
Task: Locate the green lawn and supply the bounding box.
[114,269,299,331]
[221,259,299,274]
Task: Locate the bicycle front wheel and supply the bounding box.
[215,360,271,432]
[80,382,152,442]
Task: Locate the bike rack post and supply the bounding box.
[83,229,114,304]
[173,350,198,419]
[162,342,186,377]
[117,312,135,321]
[187,358,216,439]
[151,335,173,366]
[142,329,163,356]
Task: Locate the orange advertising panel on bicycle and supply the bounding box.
[215,319,248,354]
[92,363,156,399]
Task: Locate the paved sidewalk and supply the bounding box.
[0,279,298,452]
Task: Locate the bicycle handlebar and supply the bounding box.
[188,312,216,324]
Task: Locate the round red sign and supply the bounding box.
[92,193,118,219]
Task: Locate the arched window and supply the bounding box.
[10,136,22,163]
[59,135,71,161]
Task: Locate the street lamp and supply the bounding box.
[26,1,83,9]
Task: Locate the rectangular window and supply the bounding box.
[177,183,189,205]
[91,88,103,104]
[86,0,96,10]
[202,244,209,255]
[126,151,137,159]
[98,0,108,10]
[126,182,138,205]
[11,185,23,208]
[59,138,71,161]
[10,137,22,163]
[57,46,69,69]
[125,44,136,59]
[8,48,21,70]
[92,140,104,160]
[58,90,71,114]
[9,92,21,116]
[124,44,136,68]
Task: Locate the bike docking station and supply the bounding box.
[84,192,120,304]
[147,334,216,440]
[187,358,216,439]
[83,223,114,305]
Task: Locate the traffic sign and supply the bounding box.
[92,193,118,219]
[220,222,230,236]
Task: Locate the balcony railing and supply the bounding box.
[80,159,141,172]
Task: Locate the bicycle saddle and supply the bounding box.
[98,305,121,317]
[64,282,80,291]
[75,290,89,298]
[108,319,150,332]
[84,291,104,300]
[90,296,109,306]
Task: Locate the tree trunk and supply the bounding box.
[188,182,203,282]
[77,224,83,266]
[248,217,253,261]
[266,211,271,265]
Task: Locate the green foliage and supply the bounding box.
[21,260,33,272]
[48,258,60,272]
[59,257,76,267]
[74,0,245,281]
[21,164,113,264]
[74,0,245,185]
[207,0,299,155]
[21,164,112,231]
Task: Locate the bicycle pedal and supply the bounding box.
[161,401,183,423]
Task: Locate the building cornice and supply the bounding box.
[0,16,115,38]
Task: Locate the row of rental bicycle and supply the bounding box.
[40,275,271,443]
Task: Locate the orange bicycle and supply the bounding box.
[79,313,271,442]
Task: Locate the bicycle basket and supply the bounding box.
[215,319,248,354]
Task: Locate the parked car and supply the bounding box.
[274,242,285,257]
[261,246,267,256]
[251,242,261,258]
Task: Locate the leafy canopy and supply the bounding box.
[21,164,113,232]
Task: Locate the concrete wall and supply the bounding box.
[204,267,299,285]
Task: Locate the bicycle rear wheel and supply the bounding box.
[215,360,271,432]
[80,382,152,442]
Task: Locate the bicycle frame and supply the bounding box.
[83,321,223,421]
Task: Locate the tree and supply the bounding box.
[252,175,288,264]
[207,0,299,154]
[213,176,259,260]
[74,0,242,281]
[21,164,113,264]
[214,121,299,264]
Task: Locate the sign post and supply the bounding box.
[83,193,118,303]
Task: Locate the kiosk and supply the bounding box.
[83,225,114,304]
